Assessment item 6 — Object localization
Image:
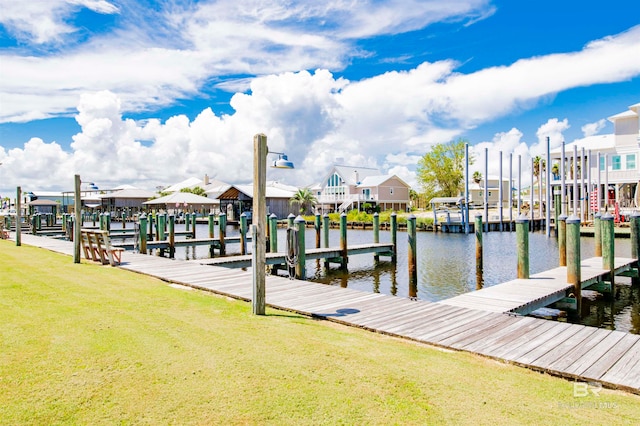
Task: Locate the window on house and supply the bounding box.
[327,173,342,187]
[626,154,636,170]
[599,156,605,171]
[612,155,621,171]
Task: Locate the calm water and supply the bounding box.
[115,221,640,334]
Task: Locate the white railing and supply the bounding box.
[317,193,377,204]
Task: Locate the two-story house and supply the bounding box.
[315,165,411,213]
[550,102,639,212]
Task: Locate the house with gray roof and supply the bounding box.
[316,165,411,213]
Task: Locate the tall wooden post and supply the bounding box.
[594,212,602,257]
[269,214,278,253]
[252,133,267,315]
[340,212,348,270]
[122,211,126,229]
[191,212,197,238]
[287,213,295,229]
[322,213,330,248]
[73,175,81,262]
[558,215,567,266]
[295,216,306,280]
[240,213,248,255]
[185,212,190,233]
[168,214,175,258]
[314,213,321,249]
[408,215,417,299]
[601,213,615,283]
[139,214,147,254]
[516,215,529,279]
[218,213,226,255]
[390,212,397,263]
[105,212,111,231]
[475,214,483,289]
[566,215,582,312]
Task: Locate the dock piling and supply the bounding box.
[373,212,380,263]
[315,213,321,249]
[408,215,417,299]
[287,213,295,229]
[139,214,147,254]
[516,214,529,279]
[631,212,640,286]
[168,214,175,258]
[390,212,397,263]
[594,212,602,257]
[475,214,483,289]
[601,213,615,284]
[322,214,329,249]
[566,215,582,312]
[558,215,567,266]
[158,213,166,257]
[240,213,248,255]
[218,213,226,255]
[209,212,216,257]
[269,214,278,253]
[340,213,348,270]
[295,216,306,280]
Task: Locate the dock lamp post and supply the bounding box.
[252,133,294,315]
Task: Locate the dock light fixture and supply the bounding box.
[253,134,294,315]
[271,153,294,169]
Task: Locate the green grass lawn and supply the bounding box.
[1,240,639,424]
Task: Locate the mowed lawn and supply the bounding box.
[1,240,638,425]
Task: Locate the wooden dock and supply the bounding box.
[195,243,395,268]
[9,233,640,394]
[438,257,637,314]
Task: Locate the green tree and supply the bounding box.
[417,139,472,201]
[472,171,482,184]
[289,189,318,214]
[533,156,546,184]
[180,186,207,197]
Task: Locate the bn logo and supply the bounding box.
[573,381,602,397]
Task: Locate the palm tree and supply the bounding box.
[533,156,546,184]
[551,163,559,179]
[472,171,482,184]
[289,189,318,215]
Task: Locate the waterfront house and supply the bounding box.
[468,176,513,208]
[550,102,639,211]
[315,165,411,213]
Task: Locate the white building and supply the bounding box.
[550,102,639,211]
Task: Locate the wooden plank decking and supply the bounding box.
[195,243,395,268]
[9,233,640,394]
[437,257,637,314]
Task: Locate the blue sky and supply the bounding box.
[0,0,639,194]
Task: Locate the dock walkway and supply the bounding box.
[194,243,394,268]
[438,257,636,314]
[10,233,640,394]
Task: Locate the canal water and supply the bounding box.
[130,222,640,335]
